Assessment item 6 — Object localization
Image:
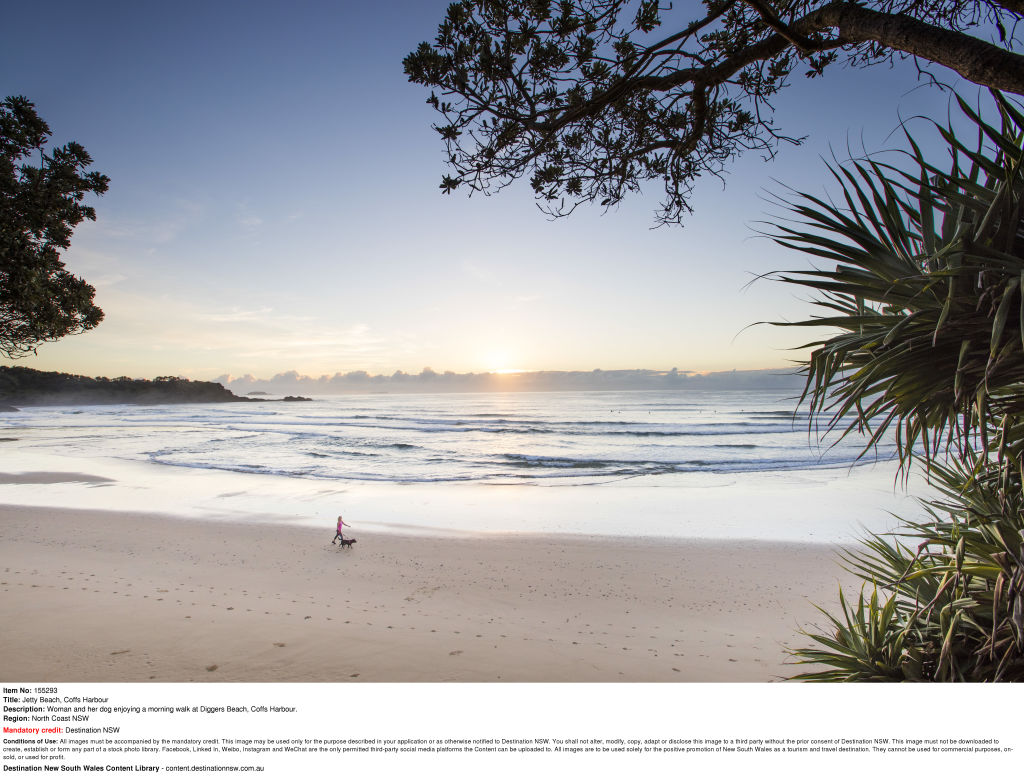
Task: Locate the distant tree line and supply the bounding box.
[0,366,286,407]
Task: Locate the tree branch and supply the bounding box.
[407,0,1024,224]
[740,0,819,52]
[818,2,1024,94]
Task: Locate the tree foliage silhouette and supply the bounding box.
[405,0,1024,224]
[1,96,108,358]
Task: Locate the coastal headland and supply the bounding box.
[0,366,310,408]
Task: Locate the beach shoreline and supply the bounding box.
[0,446,924,543]
[0,500,856,683]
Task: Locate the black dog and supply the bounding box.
[336,538,357,549]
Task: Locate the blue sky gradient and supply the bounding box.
[1,1,976,380]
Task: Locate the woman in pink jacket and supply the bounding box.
[331,515,350,544]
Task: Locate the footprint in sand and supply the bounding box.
[449,650,462,656]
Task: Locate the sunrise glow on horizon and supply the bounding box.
[1,1,965,382]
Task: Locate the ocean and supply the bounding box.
[3,390,893,483]
[0,390,920,541]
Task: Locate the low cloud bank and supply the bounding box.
[215,367,804,395]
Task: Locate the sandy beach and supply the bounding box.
[0,499,856,682]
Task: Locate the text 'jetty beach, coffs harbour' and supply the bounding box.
[0,380,927,682]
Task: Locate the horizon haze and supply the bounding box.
[214,366,805,395]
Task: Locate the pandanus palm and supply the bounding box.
[767,92,1024,681]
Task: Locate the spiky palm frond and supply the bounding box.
[791,458,1024,681]
[789,585,916,682]
[776,91,1024,682]
[768,92,1024,473]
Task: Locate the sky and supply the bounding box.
[0,0,975,382]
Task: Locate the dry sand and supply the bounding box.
[0,500,858,683]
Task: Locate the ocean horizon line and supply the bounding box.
[216,366,805,396]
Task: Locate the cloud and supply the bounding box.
[54,287,405,376]
[461,259,495,283]
[196,307,276,323]
[93,197,208,245]
[236,202,264,230]
[216,367,804,395]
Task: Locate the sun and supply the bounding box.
[483,351,522,374]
